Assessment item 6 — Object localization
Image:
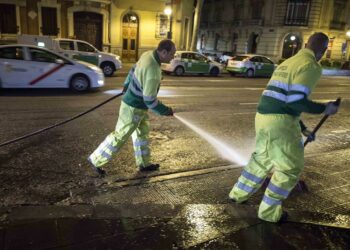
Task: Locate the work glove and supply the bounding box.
[302,129,315,143]
[164,107,174,116]
[324,101,339,115]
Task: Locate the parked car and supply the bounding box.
[219,51,235,64]
[17,35,122,77]
[0,44,104,92]
[203,52,220,63]
[226,54,277,77]
[161,51,223,76]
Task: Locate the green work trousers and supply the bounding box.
[229,113,304,222]
[89,101,150,168]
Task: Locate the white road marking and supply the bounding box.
[207,79,237,82]
[314,91,345,94]
[330,130,350,133]
[103,89,201,97]
[239,103,258,105]
[162,79,237,82]
[244,88,264,90]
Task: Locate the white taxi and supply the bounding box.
[161,51,223,76]
[226,54,276,78]
[0,44,104,92]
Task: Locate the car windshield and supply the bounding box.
[232,55,249,61]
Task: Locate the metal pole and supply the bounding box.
[167,0,173,39]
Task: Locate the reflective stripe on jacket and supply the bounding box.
[122,50,171,115]
[257,48,325,116]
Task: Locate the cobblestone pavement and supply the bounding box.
[0,146,349,249]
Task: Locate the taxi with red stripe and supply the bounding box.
[0,44,104,92]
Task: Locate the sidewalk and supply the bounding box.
[1,160,349,249]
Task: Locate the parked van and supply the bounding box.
[17,34,122,76]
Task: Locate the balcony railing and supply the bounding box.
[284,18,308,26]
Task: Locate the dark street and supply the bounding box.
[0,73,349,248]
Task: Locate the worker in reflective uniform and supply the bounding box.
[228,33,339,222]
[88,40,175,176]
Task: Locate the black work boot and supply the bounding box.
[88,159,106,177]
[139,163,160,172]
[93,166,106,177]
[278,211,289,223]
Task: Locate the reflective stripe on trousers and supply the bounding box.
[89,101,150,168]
[229,113,304,222]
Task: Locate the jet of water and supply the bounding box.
[174,114,249,166]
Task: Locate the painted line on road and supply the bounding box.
[243,88,264,90]
[314,91,346,94]
[103,89,201,98]
[239,103,258,105]
[106,164,242,188]
[331,129,350,133]
[207,79,237,82]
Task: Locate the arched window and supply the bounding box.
[282,33,301,59]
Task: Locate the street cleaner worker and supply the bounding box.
[228,32,339,222]
[88,39,175,176]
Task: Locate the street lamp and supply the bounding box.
[346,30,350,37]
[164,1,173,39]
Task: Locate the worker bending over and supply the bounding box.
[228,32,339,222]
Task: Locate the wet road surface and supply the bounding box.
[0,74,349,248]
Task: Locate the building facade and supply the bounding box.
[198,0,350,63]
[0,0,195,62]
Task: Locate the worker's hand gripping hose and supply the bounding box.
[304,97,341,147]
[0,92,124,148]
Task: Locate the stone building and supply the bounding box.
[198,0,350,62]
[0,0,195,62]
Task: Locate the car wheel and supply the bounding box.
[246,69,254,78]
[101,62,115,77]
[209,67,219,76]
[70,74,90,92]
[174,66,185,76]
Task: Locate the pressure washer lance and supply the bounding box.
[263,97,342,192]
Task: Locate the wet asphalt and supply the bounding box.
[0,66,349,249]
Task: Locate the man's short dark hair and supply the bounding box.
[157,39,175,52]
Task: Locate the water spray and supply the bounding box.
[174,114,249,166]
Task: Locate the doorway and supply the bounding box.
[247,32,259,54]
[282,33,301,59]
[74,12,103,50]
[122,13,139,62]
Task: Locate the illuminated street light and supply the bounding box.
[164,6,172,16]
[346,30,350,37]
[290,35,296,41]
[164,1,173,39]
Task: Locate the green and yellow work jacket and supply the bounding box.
[257,48,326,117]
[122,50,171,115]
